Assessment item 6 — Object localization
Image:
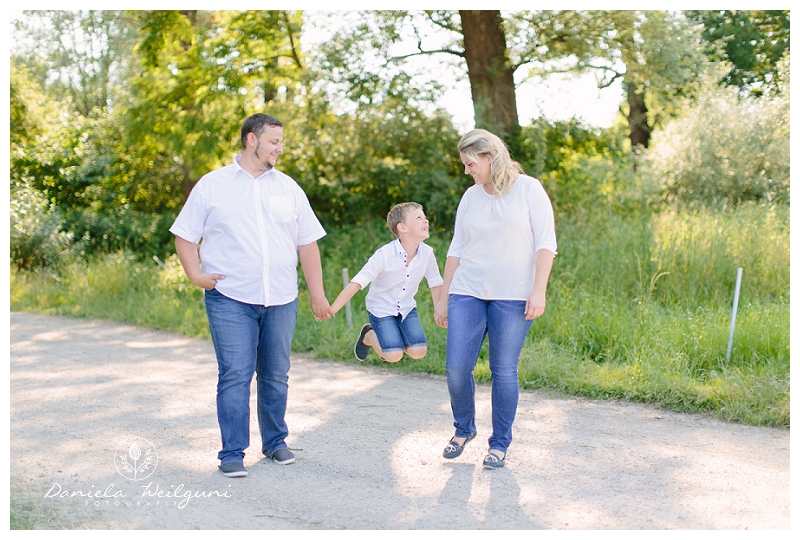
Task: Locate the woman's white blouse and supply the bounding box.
[447,175,557,301]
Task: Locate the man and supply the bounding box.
[170,113,332,478]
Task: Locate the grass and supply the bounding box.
[10,479,83,530]
[10,204,789,427]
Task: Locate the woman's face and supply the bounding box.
[460,152,492,189]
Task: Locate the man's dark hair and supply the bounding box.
[241,114,283,149]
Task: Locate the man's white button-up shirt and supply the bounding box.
[351,239,443,319]
[170,155,326,306]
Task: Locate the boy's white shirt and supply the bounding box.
[351,239,444,319]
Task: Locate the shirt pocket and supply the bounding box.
[269,195,296,223]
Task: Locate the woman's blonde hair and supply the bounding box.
[458,129,523,196]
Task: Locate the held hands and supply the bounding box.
[310,295,334,322]
[525,289,546,320]
[434,298,448,328]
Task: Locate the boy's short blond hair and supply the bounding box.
[386,202,423,237]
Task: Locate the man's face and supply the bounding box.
[252,125,284,169]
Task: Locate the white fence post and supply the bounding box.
[726,267,743,362]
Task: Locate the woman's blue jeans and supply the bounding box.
[446,294,532,454]
[204,288,298,465]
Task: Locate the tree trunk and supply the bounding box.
[459,10,519,140]
[625,82,650,149]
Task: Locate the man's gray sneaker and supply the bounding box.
[269,448,295,465]
[219,461,248,477]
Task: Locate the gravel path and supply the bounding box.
[9,311,790,530]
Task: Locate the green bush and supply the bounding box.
[9,181,75,270]
[643,59,790,206]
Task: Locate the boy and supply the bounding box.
[330,202,443,362]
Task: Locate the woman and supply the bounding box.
[434,129,557,469]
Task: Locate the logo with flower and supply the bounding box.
[114,437,158,480]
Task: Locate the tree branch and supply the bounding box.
[423,10,460,34]
[281,11,304,70]
[596,69,625,89]
[390,48,465,62]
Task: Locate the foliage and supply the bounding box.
[12,10,139,117]
[687,10,790,94]
[14,9,773,260]
[278,73,465,232]
[517,10,714,148]
[9,61,47,153]
[642,56,790,206]
[515,117,635,215]
[126,10,307,196]
[9,181,75,270]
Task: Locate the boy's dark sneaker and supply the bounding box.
[354,324,372,361]
[219,461,248,477]
[269,448,296,465]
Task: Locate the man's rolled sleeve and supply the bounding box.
[169,181,206,244]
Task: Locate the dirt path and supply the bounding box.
[9,311,790,530]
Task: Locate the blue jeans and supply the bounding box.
[446,294,532,454]
[367,308,427,353]
[204,288,298,465]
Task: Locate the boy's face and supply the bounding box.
[399,208,429,240]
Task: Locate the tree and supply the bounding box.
[128,10,307,198]
[687,10,790,93]
[320,10,712,151]
[459,11,519,138]
[319,10,523,140]
[520,10,710,150]
[12,10,139,117]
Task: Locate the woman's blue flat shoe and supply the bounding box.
[443,431,477,459]
[482,451,506,469]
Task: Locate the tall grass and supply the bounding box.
[11,205,789,427]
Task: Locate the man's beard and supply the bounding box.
[254,141,275,170]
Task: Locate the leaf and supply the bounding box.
[129,442,142,461]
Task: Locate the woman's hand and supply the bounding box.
[525,289,546,320]
[434,298,449,328]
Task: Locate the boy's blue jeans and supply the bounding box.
[204,288,298,465]
[446,294,532,454]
